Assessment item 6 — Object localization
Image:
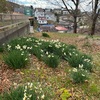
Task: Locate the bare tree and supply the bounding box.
[62,0,80,33]
[48,0,80,33]
[90,0,100,35]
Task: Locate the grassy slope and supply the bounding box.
[0,32,100,100]
[29,32,100,99]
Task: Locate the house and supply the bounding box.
[62,8,69,15]
[35,8,57,24]
[35,8,45,18]
[45,11,56,22]
[53,8,62,14]
[59,15,73,26]
[34,8,47,24]
[40,24,56,32]
[55,25,68,33]
[44,8,52,12]
[38,16,47,24]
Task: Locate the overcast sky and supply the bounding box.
[8,0,96,11]
[9,0,57,8]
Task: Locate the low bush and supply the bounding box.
[3,50,29,69]
[42,33,50,38]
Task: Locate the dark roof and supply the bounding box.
[45,11,53,15]
[35,8,44,12]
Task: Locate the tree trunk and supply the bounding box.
[73,16,77,33]
[90,10,99,35]
[90,0,100,35]
[90,18,96,35]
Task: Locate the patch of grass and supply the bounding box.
[49,32,79,37]
[82,41,92,48]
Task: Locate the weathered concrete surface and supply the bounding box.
[0,21,30,45]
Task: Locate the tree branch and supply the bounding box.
[47,0,63,8]
[71,0,76,5]
[62,0,72,14]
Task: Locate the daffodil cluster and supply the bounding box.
[70,64,89,83]
[22,82,53,100]
[23,83,33,100]
[4,37,92,70]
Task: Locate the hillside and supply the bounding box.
[0,32,100,100]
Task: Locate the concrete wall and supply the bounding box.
[0,21,30,45]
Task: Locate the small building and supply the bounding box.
[45,11,56,22]
[53,8,62,14]
[37,16,47,24]
[35,8,45,18]
[55,25,68,33]
[24,6,34,17]
[34,8,47,24]
[61,8,69,15]
[40,24,56,32]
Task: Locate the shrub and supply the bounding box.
[51,42,67,58]
[42,33,50,38]
[0,46,4,52]
[31,46,43,60]
[70,68,89,83]
[43,54,60,68]
[41,42,56,54]
[67,52,92,71]
[63,47,78,60]
[67,44,77,50]
[3,50,29,69]
[41,41,68,58]
[67,52,83,67]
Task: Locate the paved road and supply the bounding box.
[30,26,34,33]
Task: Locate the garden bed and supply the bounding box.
[0,32,100,100]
